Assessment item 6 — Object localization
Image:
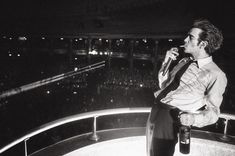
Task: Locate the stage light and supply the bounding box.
[89,50,98,55]
[18,36,27,41]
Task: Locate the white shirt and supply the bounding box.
[156,57,227,127]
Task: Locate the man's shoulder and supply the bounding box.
[206,61,227,80]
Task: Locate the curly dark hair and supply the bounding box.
[192,19,223,55]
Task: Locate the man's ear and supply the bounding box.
[199,41,208,49]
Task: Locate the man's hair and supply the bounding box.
[193,19,223,55]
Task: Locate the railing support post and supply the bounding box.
[24,138,29,156]
[89,116,100,141]
[220,119,230,141]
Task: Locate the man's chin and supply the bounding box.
[184,49,191,54]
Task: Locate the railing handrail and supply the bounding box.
[0,107,234,154]
[0,107,150,153]
[220,113,235,120]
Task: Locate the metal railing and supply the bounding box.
[0,107,235,155]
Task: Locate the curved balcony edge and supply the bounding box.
[0,107,235,154]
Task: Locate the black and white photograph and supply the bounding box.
[0,0,235,156]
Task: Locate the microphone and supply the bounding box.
[162,47,180,76]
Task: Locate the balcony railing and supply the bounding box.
[0,107,235,155]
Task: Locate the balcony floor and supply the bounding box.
[30,127,235,156]
[64,136,235,156]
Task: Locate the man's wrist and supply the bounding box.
[192,113,204,127]
[179,112,196,126]
[162,60,167,66]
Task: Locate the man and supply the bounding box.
[146,19,227,156]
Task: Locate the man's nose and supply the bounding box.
[184,36,189,43]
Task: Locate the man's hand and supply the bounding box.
[179,113,195,126]
[163,47,179,64]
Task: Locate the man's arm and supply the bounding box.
[158,62,170,89]
[158,48,179,89]
[193,72,227,127]
[180,71,227,127]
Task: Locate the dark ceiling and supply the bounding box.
[0,0,235,38]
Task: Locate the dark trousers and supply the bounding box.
[146,102,180,156]
[152,138,177,156]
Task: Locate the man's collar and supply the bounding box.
[192,56,213,68]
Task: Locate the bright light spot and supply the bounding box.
[17,54,20,57]
[46,90,50,94]
[75,39,78,42]
[9,37,12,40]
[42,37,45,40]
[74,57,78,60]
[79,38,83,40]
[168,39,173,42]
[140,84,143,87]
[100,52,103,55]
[18,36,27,41]
[89,50,98,55]
[74,67,78,71]
[73,91,77,94]
[9,53,12,57]
[120,39,123,41]
[60,38,64,40]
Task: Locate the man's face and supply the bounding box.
[183,28,203,54]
